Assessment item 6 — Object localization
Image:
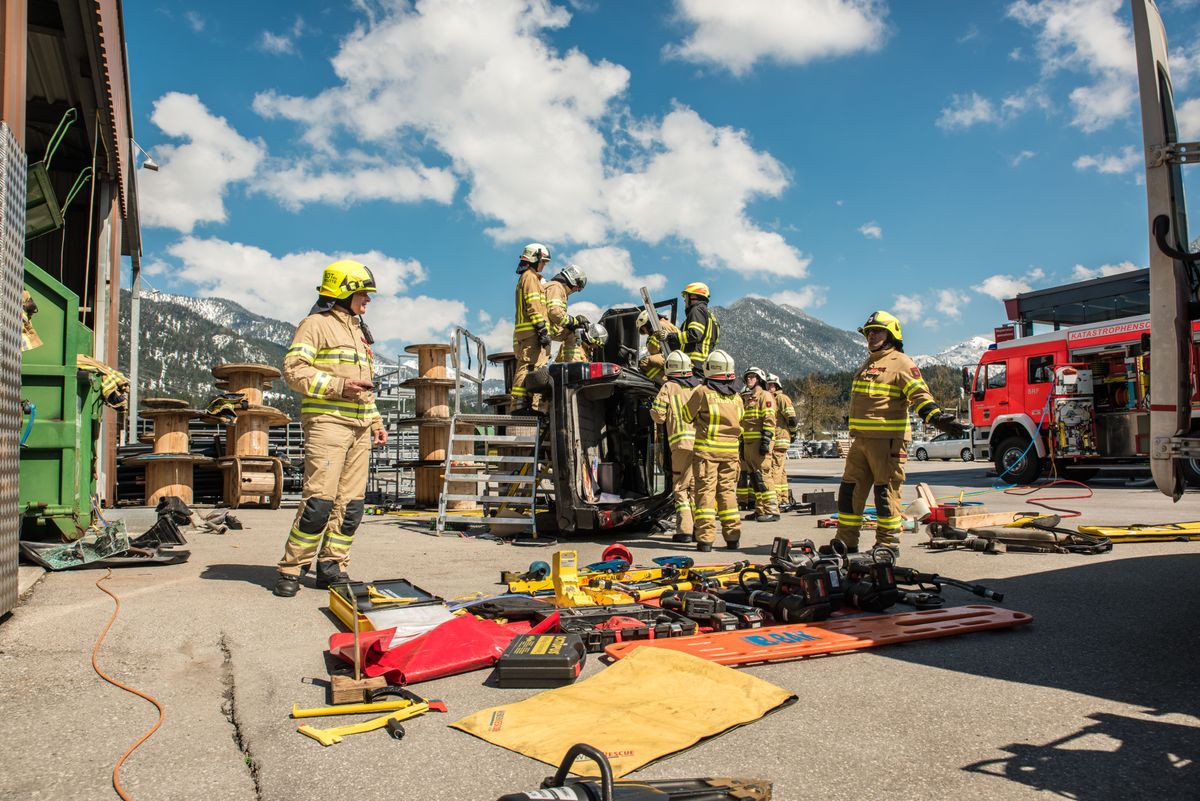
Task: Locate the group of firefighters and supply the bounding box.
[272,249,965,594]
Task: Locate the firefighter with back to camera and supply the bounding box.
[650,350,703,543]
[682,349,745,552]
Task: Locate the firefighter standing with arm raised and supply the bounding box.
[636,310,680,384]
[273,260,389,597]
[650,350,703,543]
[682,349,744,552]
[767,373,797,510]
[513,243,552,411]
[739,367,777,522]
[545,263,590,362]
[837,311,965,555]
[665,282,720,374]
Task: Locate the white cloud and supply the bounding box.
[937,92,997,130]
[138,93,266,233]
[259,17,306,55]
[936,289,968,320]
[258,161,456,209]
[1073,145,1141,175]
[1071,260,1140,280]
[958,24,980,44]
[893,293,924,321]
[972,268,1045,300]
[567,247,666,293]
[251,0,808,278]
[1007,0,1137,131]
[606,108,811,278]
[1177,97,1200,140]
[1009,47,1023,61]
[771,287,828,309]
[477,315,515,355]
[663,0,888,76]
[185,11,205,32]
[153,236,469,347]
[858,221,882,240]
[1010,149,1037,166]
[566,300,605,321]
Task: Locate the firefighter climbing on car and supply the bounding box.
[637,309,680,384]
[512,243,552,412]
[274,260,389,598]
[739,366,778,523]
[837,311,965,555]
[545,262,593,363]
[665,282,720,374]
[683,349,744,552]
[649,350,703,544]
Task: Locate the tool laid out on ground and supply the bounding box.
[495,742,773,801]
[495,633,588,688]
[1076,521,1200,543]
[927,514,1112,554]
[328,577,453,645]
[604,605,1033,666]
[296,687,447,747]
[553,604,698,652]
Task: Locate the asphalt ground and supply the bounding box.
[1,459,1198,801]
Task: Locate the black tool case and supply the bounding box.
[550,603,698,653]
[495,633,588,688]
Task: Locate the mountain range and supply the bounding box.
[117,289,990,412]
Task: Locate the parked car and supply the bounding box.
[909,431,974,462]
[785,445,803,459]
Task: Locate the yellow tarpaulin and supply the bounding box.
[451,646,796,778]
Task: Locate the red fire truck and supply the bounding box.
[966,313,1200,487]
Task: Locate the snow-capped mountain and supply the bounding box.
[712,297,867,376]
[913,336,993,369]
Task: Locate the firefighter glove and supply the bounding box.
[758,438,771,456]
[930,412,966,439]
[573,314,590,328]
[664,332,682,350]
[534,322,551,348]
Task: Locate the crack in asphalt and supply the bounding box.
[220,634,264,801]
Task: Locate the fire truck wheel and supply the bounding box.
[994,436,1042,485]
[1183,458,1200,489]
[914,448,928,461]
[960,448,974,462]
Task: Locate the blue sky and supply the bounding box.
[126,0,1200,361]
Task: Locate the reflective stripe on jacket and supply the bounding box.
[683,386,744,461]
[283,307,381,428]
[772,391,797,451]
[545,280,586,362]
[847,347,941,441]
[650,381,696,451]
[683,302,719,366]
[639,319,679,382]
[514,269,548,339]
[739,385,775,445]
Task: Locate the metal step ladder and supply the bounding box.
[435,327,552,537]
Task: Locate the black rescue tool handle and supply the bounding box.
[1153,215,1200,264]
[545,743,615,801]
[893,568,1004,603]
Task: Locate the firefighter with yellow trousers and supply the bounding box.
[665,282,720,374]
[513,243,552,411]
[739,367,777,522]
[682,349,744,552]
[636,310,680,384]
[650,350,703,543]
[545,263,591,362]
[274,260,389,597]
[767,373,797,509]
[837,311,964,554]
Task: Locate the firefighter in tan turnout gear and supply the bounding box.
[682,349,744,552]
[767,373,797,509]
[740,367,778,523]
[837,311,964,554]
[636,310,680,384]
[545,263,590,362]
[513,243,552,411]
[650,350,703,543]
[274,260,389,597]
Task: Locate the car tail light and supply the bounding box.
[588,362,621,381]
[597,509,614,528]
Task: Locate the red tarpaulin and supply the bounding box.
[329,613,559,686]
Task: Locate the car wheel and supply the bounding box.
[960,448,973,462]
[915,448,928,461]
[993,436,1042,485]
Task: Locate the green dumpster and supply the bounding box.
[19,258,101,540]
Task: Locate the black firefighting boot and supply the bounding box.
[314,560,351,589]
[273,573,300,597]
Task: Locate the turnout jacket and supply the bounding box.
[848,346,941,441]
[639,319,679,383]
[284,306,382,430]
[739,385,776,446]
[679,301,720,368]
[545,280,586,362]
[683,383,744,461]
[650,379,698,452]
[772,391,798,452]
[513,268,548,344]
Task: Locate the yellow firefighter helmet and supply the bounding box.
[318,260,377,299]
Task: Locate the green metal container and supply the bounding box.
[20,258,100,540]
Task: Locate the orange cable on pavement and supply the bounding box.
[91,568,165,801]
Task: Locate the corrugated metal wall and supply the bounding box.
[0,123,25,617]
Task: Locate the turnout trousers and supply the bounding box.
[741,450,777,516]
[693,457,741,546]
[512,331,550,409]
[669,448,695,536]
[278,418,372,576]
[769,449,789,507]
[836,437,907,549]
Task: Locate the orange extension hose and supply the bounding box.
[91,568,164,801]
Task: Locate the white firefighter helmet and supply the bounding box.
[666,350,692,377]
[704,349,736,380]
